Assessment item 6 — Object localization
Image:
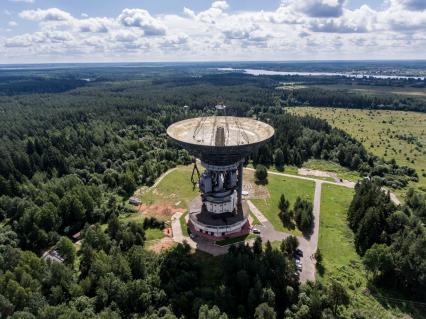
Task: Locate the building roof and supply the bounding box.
[167,116,274,165]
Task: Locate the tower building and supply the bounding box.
[167,111,274,239]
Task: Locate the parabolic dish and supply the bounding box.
[167,116,274,165]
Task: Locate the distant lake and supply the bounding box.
[218,68,425,80]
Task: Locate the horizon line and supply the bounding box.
[1,58,426,67]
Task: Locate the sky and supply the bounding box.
[0,0,425,63]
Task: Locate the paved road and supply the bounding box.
[296,181,322,282]
[170,167,401,282]
[246,167,400,206]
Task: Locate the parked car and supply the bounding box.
[296,264,302,272]
[252,228,261,234]
[295,248,303,257]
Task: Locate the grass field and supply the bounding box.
[290,107,426,196]
[139,165,198,209]
[145,228,165,241]
[312,83,426,98]
[319,184,425,318]
[251,174,315,236]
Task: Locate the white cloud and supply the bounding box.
[211,1,229,10]
[309,5,377,33]
[8,21,18,27]
[77,17,112,33]
[19,8,73,21]
[114,30,139,42]
[391,0,426,11]
[9,0,35,3]
[183,7,196,19]
[294,0,346,17]
[118,8,166,36]
[3,2,426,62]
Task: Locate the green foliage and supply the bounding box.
[278,194,293,228]
[363,243,393,279]
[198,305,228,319]
[254,303,276,319]
[273,149,284,170]
[349,179,426,298]
[327,280,350,315]
[293,197,314,233]
[255,165,268,184]
[280,236,299,257]
[0,65,423,319]
[55,236,76,265]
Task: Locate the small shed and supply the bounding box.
[71,231,81,242]
[42,249,64,263]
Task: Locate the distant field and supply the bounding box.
[251,173,315,236]
[313,84,426,97]
[290,107,426,196]
[319,184,425,318]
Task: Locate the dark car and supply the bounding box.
[252,228,261,234]
[295,249,303,257]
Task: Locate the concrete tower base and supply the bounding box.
[187,195,250,240]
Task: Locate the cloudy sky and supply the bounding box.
[1,0,425,63]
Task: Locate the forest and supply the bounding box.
[348,180,426,298]
[0,65,424,318]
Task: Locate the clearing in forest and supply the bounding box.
[290,107,426,196]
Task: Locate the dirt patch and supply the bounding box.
[298,168,339,182]
[135,203,186,219]
[145,237,175,253]
[243,182,270,199]
[243,169,270,199]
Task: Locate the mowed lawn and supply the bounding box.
[290,107,426,196]
[140,165,198,209]
[318,184,425,319]
[251,174,315,236]
[318,184,357,276]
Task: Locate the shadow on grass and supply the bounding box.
[255,179,268,185]
[301,221,314,240]
[315,248,325,276]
